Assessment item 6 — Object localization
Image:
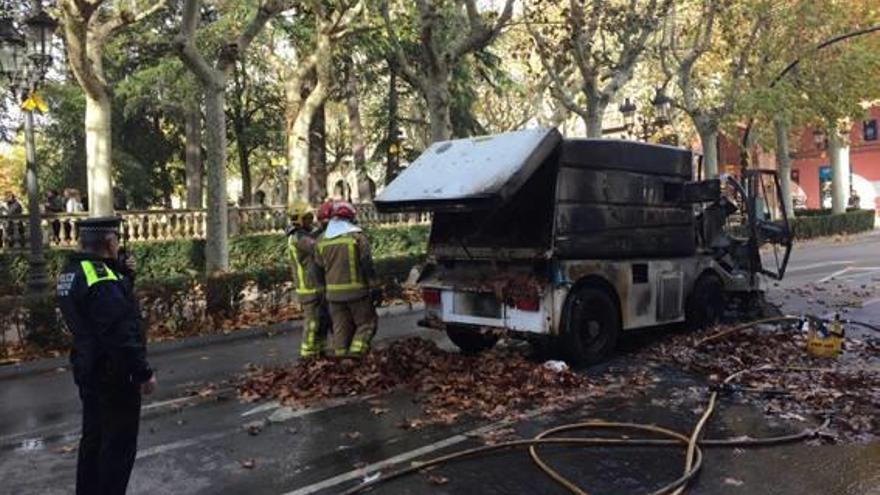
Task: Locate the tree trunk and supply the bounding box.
[698,127,719,179]
[773,120,794,219]
[829,132,850,215]
[85,92,114,216]
[345,65,372,201]
[384,63,401,185]
[204,88,229,273]
[238,133,252,206]
[286,81,328,208]
[584,95,606,138]
[426,78,452,142]
[287,103,315,208]
[308,103,327,204]
[185,103,203,208]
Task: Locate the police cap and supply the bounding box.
[76,216,123,242]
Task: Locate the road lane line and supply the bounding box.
[132,395,378,461]
[241,401,280,417]
[279,428,485,495]
[817,268,852,284]
[143,387,235,412]
[832,267,880,282]
[278,392,594,495]
[136,431,230,459]
[0,388,234,446]
[784,261,853,273]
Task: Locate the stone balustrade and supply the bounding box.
[0,204,430,251]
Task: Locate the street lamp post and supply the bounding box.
[618,88,676,144]
[0,7,58,295]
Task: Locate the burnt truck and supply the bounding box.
[375,128,792,365]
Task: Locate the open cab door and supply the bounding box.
[742,169,793,280]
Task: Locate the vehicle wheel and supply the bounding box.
[446,325,498,354]
[685,274,725,330]
[560,286,620,366]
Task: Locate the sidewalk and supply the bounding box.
[0,303,424,382]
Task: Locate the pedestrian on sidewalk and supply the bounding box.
[56,216,156,495]
[287,203,329,358]
[314,202,380,357]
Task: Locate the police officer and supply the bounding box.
[287,204,328,357]
[56,217,156,495]
[314,202,380,356]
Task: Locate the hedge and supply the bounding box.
[790,209,875,239]
[0,225,430,295]
[794,207,861,218]
[0,252,424,357]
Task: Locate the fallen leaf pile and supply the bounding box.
[238,338,592,426]
[641,323,880,442]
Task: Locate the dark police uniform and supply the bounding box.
[56,217,152,495]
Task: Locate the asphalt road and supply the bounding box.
[1,233,879,495]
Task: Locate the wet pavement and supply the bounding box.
[1,232,879,494]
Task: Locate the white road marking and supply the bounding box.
[279,431,478,495]
[278,393,593,495]
[241,401,280,417]
[785,260,853,274]
[136,431,229,459]
[143,387,234,412]
[833,267,880,282]
[132,395,376,462]
[0,389,233,446]
[817,267,853,284]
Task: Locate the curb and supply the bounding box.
[0,303,423,382]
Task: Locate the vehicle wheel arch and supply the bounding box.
[565,275,622,325]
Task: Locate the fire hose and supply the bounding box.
[339,314,880,494]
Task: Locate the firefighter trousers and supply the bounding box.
[328,297,378,356]
[300,299,331,357]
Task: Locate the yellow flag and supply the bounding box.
[21,91,49,114]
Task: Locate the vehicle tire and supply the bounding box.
[685,274,725,330]
[446,325,498,354]
[560,286,620,366]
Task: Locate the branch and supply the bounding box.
[96,0,168,41]
[59,0,107,98]
[175,0,218,87]
[379,1,425,93]
[451,0,514,61]
[600,0,671,98]
[568,0,602,85]
[414,0,442,74]
[219,0,296,72]
[525,10,587,120]
[720,14,766,116]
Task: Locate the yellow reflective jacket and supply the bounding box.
[314,231,374,302]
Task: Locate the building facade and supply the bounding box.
[790,107,880,211]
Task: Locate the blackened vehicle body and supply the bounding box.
[376,129,791,364]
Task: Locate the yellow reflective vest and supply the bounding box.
[287,230,323,303]
[315,231,374,302]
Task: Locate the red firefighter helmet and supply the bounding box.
[317,201,334,222]
[331,201,357,220]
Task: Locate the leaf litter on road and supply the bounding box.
[238,338,599,428]
[639,321,880,442]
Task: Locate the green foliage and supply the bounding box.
[0,225,429,292]
[790,210,875,239]
[24,294,67,349]
[793,208,862,217]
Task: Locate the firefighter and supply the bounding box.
[314,202,380,357]
[56,217,156,495]
[287,203,328,357]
